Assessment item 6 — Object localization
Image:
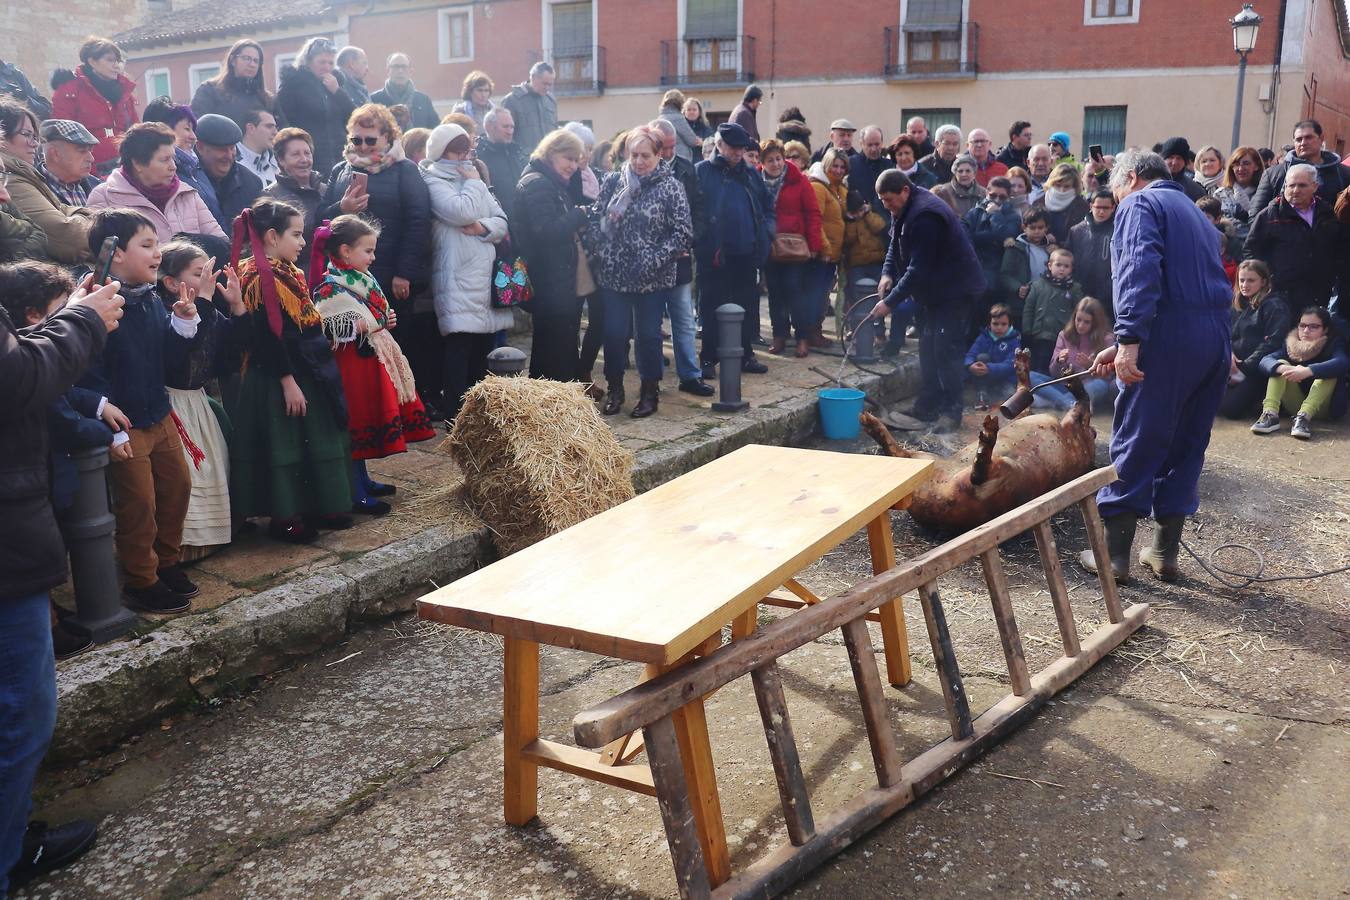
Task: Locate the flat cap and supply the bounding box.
[39,119,99,146]
[829,119,857,131]
[716,122,754,149]
[195,113,243,146]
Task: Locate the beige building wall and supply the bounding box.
[560,66,1302,158]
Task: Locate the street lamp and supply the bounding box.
[1230,4,1263,149]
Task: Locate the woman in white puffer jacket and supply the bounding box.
[420,123,511,423]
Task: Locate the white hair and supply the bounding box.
[483,106,510,130]
[1109,148,1169,192]
[859,125,883,142]
[563,121,595,148]
[906,116,927,129]
[1285,162,1319,183]
[934,124,962,143]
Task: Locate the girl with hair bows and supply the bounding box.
[225,197,353,544]
[310,215,434,516]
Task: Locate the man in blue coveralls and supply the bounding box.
[1079,149,1232,583]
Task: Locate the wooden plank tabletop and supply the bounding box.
[417,445,931,665]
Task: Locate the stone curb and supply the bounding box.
[51,356,919,761]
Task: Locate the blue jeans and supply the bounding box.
[806,259,837,326]
[0,592,57,895]
[764,261,812,340]
[666,283,700,382]
[603,287,670,383]
[1029,371,1112,410]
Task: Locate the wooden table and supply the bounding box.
[417,444,931,886]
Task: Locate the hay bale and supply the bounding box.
[447,376,636,554]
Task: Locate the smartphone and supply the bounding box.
[1089,144,1104,162]
[350,172,369,194]
[94,236,118,285]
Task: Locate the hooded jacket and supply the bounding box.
[51,67,139,171]
[0,200,50,263]
[1250,148,1349,213]
[421,158,513,335]
[277,65,356,176]
[843,207,889,268]
[964,326,1021,379]
[501,82,558,155]
[963,200,1022,288]
[807,162,846,261]
[86,168,227,242]
[588,163,692,295]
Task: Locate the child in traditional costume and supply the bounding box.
[227,198,353,544]
[310,215,435,515]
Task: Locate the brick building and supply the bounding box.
[1,0,148,100]
[108,0,1349,156]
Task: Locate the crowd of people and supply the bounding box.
[3,33,1350,892]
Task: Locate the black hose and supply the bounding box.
[1178,538,1350,590]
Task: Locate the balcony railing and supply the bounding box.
[884,22,978,81]
[529,46,606,96]
[660,34,755,88]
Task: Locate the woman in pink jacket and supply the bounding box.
[86,123,226,242]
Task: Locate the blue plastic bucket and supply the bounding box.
[818,388,866,440]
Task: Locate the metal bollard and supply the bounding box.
[847,278,880,363]
[61,446,136,643]
[711,304,749,413]
[485,346,528,377]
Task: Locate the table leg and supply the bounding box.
[503,637,539,825]
[867,511,912,687]
[731,607,757,641]
[670,692,732,886]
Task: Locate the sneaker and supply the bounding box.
[1250,410,1280,434]
[53,622,93,660]
[678,378,715,397]
[124,581,191,614]
[1290,412,1312,440]
[156,565,199,599]
[741,357,768,374]
[7,820,99,890]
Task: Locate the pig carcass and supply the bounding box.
[862,349,1097,533]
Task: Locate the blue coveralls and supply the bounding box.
[1097,180,1232,520]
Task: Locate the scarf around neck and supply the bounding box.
[603,163,646,235]
[762,169,785,205]
[314,260,418,403]
[1042,271,1075,291]
[122,164,181,211]
[949,179,982,199]
[238,255,321,334]
[1044,186,1077,212]
[344,139,405,175]
[1285,330,1328,365]
[380,79,415,105]
[82,64,124,104]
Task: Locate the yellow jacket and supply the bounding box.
[807,163,846,262]
[843,209,888,268]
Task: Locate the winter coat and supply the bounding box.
[843,208,888,268]
[1213,183,1258,233]
[86,169,227,242]
[1251,149,1349,213]
[501,83,557,155]
[964,327,1021,379]
[963,201,1022,291]
[174,147,223,226]
[1168,170,1209,203]
[1068,215,1115,313]
[0,301,106,603]
[0,59,51,120]
[694,154,775,266]
[999,235,1051,320]
[208,162,265,233]
[1258,331,1350,380]
[371,81,440,130]
[729,103,759,143]
[47,386,113,512]
[1050,329,1109,383]
[421,159,512,335]
[670,155,705,285]
[277,65,357,176]
[1243,197,1343,307]
[588,164,692,295]
[932,179,986,219]
[264,171,327,247]
[1034,193,1091,245]
[510,158,588,309]
[321,157,433,291]
[995,144,1028,170]
[972,157,1009,188]
[770,161,822,255]
[0,201,50,263]
[899,164,938,190]
[880,185,987,309]
[476,138,528,212]
[337,70,370,107]
[850,153,895,218]
[0,153,92,264]
[917,152,953,185]
[660,107,704,164]
[1023,276,1086,342]
[807,163,846,261]
[1230,293,1292,378]
[776,118,810,151]
[450,98,495,130]
[190,80,283,131]
[51,68,139,171]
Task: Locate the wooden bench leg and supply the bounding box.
[503,637,539,825]
[644,715,713,899]
[867,512,912,687]
[670,688,731,886]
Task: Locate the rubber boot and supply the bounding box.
[602,383,625,416]
[1078,512,1137,585]
[1139,515,1185,582]
[631,380,659,419]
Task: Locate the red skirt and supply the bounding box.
[334,343,437,460]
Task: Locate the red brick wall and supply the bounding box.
[123,36,305,108]
[1298,0,1350,153]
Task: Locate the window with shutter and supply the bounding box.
[550,2,594,84]
[683,0,739,79]
[1082,106,1128,156]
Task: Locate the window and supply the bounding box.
[901,107,961,135]
[275,53,297,87]
[144,68,171,101]
[188,63,220,96]
[1082,106,1127,156]
[686,0,736,38]
[901,0,964,73]
[1084,0,1139,25]
[439,6,474,63]
[549,1,595,85]
[684,0,739,78]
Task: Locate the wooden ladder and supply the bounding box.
[572,466,1150,898]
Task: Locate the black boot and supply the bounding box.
[602,383,625,416]
[631,380,659,418]
[1139,515,1185,582]
[1078,512,1138,585]
[8,820,99,890]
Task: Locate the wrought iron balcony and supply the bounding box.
[529,46,606,96]
[660,34,755,88]
[884,22,978,81]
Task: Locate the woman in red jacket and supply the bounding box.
[52,37,139,176]
[760,139,823,357]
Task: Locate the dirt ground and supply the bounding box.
[18,412,1350,899]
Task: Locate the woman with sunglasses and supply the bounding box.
[190,40,284,133]
[278,37,356,176]
[319,103,431,352]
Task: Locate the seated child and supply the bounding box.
[964,303,1020,409]
[1030,296,1114,410]
[1251,306,1349,441]
[1021,247,1085,375]
[998,206,1053,326]
[77,209,203,615]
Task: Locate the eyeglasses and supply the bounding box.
[14,130,37,143]
[236,55,261,64]
[350,136,381,147]
[1297,322,1324,331]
